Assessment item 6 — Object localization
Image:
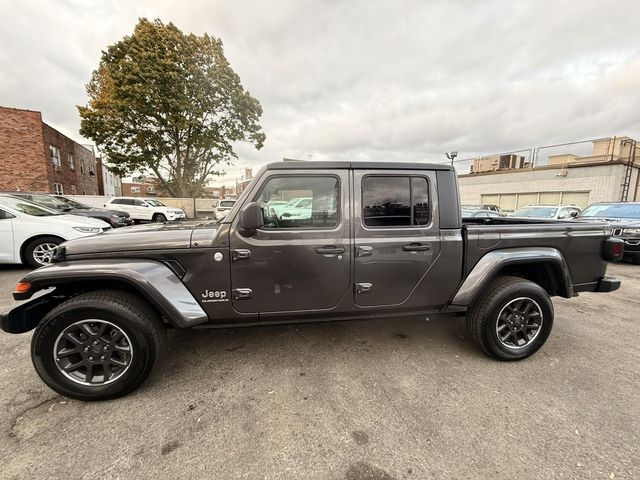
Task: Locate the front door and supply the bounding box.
[353,170,441,307]
[229,171,351,314]
[0,209,15,263]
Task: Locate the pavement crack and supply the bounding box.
[7,394,61,439]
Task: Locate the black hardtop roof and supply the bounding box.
[266,161,454,171]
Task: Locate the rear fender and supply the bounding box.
[451,247,572,307]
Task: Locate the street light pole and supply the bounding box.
[445,151,458,166]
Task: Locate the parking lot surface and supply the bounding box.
[0,263,638,479]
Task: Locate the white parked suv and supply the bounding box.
[105,197,186,223]
[0,194,111,268]
[510,204,582,219]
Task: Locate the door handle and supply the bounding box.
[316,246,345,255]
[231,249,251,261]
[356,245,373,257]
[402,243,431,252]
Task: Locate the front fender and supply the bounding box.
[10,259,208,329]
[450,247,572,307]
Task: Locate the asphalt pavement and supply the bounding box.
[0,263,638,479]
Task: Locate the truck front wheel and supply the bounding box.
[31,290,166,401]
[466,276,554,361]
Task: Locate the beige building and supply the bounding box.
[459,136,639,212]
[470,153,527,174]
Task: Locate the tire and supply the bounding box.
[466,276,553,361]
[153,213,167,223]
[23,236,63,268]
[31,290,166,401]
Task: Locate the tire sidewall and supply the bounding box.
[32,303,153,400]
[154,214,167,223]
[482,282,554,360]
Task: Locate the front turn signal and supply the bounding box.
[15,282,31,294]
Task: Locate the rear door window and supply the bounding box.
[362,176,430,227]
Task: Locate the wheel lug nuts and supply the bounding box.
[103,346,109,351]
[83,347,89,352]
[93,340,99,345]
[100,355,105,360]
[88,356,94,361]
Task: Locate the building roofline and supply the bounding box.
[458,159,639,178]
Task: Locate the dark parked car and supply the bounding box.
[577,202,640,264]
[1,161,622,400]
[8,193,133,228]
[461,209,504,218]
[462,204,502,213]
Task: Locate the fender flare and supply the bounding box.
[10,259,208,329]
[450,247,573,307]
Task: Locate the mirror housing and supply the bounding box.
[570,211,578,218]
[238,202,264,232]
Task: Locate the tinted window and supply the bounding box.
[362,176,430,227]
[134,200,147,206]
[220,201,235,207]
[256,176,339,229]
[110,199,124,205]
[0,209,16,219]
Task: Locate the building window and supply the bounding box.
[50,146,61,167]
[70,185,76,195]
[147,186,156,194]
[131,186,140,193]
[53,183,64,195]
[80,161,85,175]
[68,154,74,170]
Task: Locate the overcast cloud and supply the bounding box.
[1,0,639,184]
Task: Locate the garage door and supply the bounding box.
[561,192,590,208]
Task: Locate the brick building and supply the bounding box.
[96,158,123,196]
[0,106,99,195]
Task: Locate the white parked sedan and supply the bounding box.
[0,195,111,268]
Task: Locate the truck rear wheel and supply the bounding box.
[31,290,166,401]
[466,276,553,361]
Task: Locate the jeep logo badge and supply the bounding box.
[200,290,229,303]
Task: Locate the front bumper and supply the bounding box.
[622,237,640,258]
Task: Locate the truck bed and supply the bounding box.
[461,218,609,289]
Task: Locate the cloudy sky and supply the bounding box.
[1,0,639,185]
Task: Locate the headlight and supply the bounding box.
[73,226,102,233]
[624,228,640,235]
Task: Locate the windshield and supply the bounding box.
[144,199,166,207]
[55,196,90,209]
[461,209,475,217]
[579,203,640,219]
[512,207,558,218]
[0,196,62,216]
[220,200,235,207]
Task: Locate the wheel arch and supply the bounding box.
[451,247,572,307]
[7,259,208,332]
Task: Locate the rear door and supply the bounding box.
[353,170,441,307]
[229,170,351,314]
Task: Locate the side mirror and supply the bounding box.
[570,211,578,218]
[238,202,264,232]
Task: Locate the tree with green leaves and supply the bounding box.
[78,18,265,198]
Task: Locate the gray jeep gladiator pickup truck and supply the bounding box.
[0,161,624,400]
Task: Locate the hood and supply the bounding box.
[72,206,130,218]
[52,214,111,228]
[62,220,220,256]
[575,216,640,228]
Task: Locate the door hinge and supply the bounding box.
[232,288,253,300]
[231,249,251,261]
[354,282,373,294]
